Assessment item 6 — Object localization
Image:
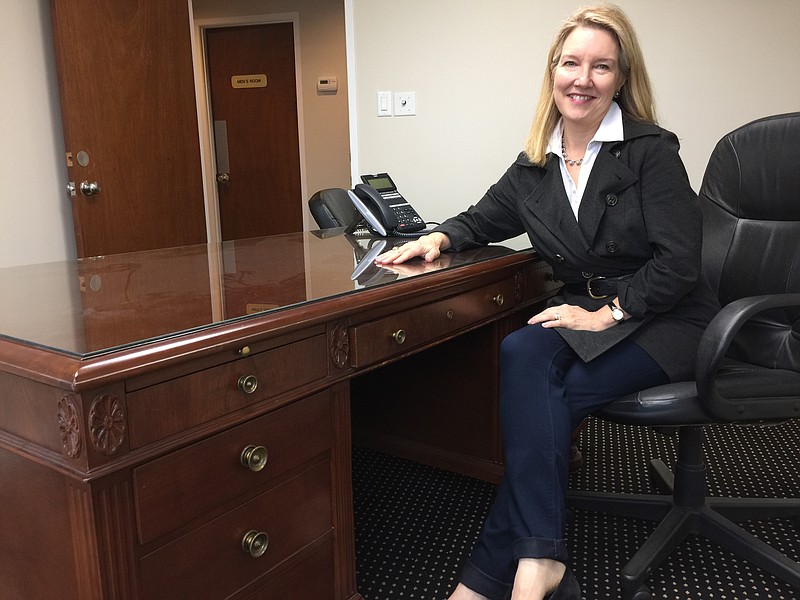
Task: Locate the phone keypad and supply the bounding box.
[395,206,422,223]
[377,188,425,232]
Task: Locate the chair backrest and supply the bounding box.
[698,112,800,371]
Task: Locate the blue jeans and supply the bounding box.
[460,324,669,599]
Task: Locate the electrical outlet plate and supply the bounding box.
[394,92,416,116]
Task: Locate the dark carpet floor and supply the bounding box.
[353,417,800,599]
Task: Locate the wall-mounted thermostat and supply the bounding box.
[317,76,338,94]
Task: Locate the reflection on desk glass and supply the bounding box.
[0,231,519,358]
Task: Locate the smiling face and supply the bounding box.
[553,26,624,133]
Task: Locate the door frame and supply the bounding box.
[343,0,359,186]
[191,12,308,249]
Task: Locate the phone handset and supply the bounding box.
[348,185,393,236]
[349,181,426,236]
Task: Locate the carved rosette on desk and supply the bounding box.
[57,393,127,460]
[88,393,126,456]
[329,323,350,369]
[57,396,82,459]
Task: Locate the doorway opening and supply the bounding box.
[193,13,308,246]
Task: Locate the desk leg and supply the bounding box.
[331,381,363,600]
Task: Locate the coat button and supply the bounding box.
[612,149,621,158]
[606,194,618,206]
[605,241,619,253]
[581,271,594,279]
[554,254,565,262]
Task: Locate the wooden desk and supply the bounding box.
[0,232,557,599]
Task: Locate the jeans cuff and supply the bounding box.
[459,559,512,600]
[512,536,570,563]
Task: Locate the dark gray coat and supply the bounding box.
[436,119,719,381]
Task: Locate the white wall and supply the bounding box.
[2,0,799,267]
[351,0,800,233]
[0,0,74,268]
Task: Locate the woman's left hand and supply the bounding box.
[528,304,617,331]
[379,253,452,276]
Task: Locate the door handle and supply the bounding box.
[80,181,101,197]
[213,120,231,187]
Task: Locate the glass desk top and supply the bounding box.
[0,231,520,358]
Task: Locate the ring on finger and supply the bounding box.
[553,312,561,321]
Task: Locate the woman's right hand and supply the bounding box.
[374,232,451,265]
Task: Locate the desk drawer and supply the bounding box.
[350,277,517,368]
[127,334,327,448]
[238,540,335,600]
[134,391,332,544]
[138,459,332,600]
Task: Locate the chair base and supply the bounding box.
[566,426,800,599]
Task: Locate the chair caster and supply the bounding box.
[631,585,653,600]
[622,582,652,600]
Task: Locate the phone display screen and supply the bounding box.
[362,174,395,192]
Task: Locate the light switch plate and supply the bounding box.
[377,91,392,117]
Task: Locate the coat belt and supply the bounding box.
[561,275,633,299]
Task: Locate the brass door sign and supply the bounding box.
[231,74,267,89]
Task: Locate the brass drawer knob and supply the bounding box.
[237,374,259,394]
[392,329,407,345]
[242,530,269,558]
[492,293,505,307]
[240,445,269,472]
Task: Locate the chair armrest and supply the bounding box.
[695,293,800,421]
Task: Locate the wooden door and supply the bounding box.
[50,0,207,258]
[205,23,303,240]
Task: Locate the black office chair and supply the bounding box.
[567,113,800,599]
[309,187,362,231]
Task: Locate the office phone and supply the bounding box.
[347,173,427,236]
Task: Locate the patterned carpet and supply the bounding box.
[353,417,800,599]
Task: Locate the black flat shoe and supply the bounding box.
[544,567,581,600]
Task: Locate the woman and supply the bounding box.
[376,4,719,600]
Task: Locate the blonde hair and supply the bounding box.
[524,3,657,165]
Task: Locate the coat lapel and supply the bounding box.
[576,144,637,244]
[521,155,589,250]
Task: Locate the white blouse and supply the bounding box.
[547,101,624,221]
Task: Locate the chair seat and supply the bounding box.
[599,360,800,427]
[598,381,710,426]
[714,362,800,401]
